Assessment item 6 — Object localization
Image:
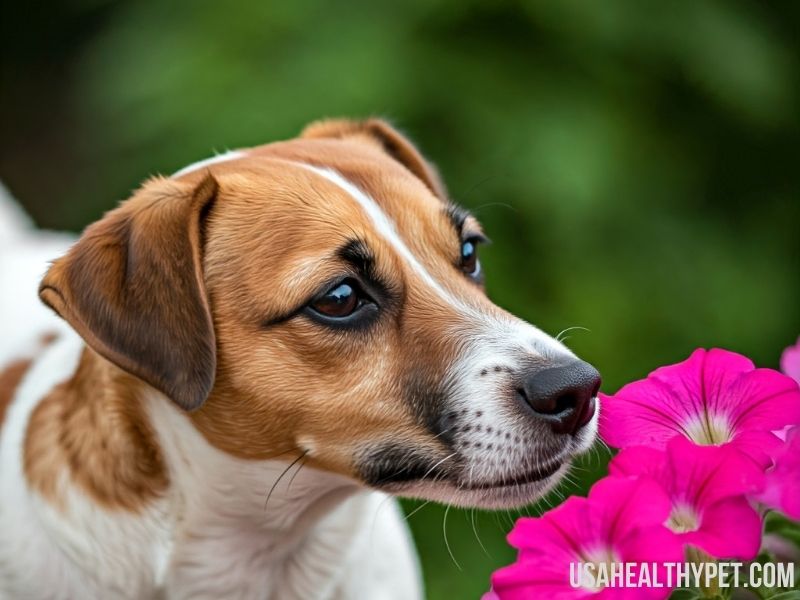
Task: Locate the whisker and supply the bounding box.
[471,201,518,215]
[263,450,308,513]
[430,426,454,441]
[286,456,308,491]
[469,508,491,558]
[555,326,591,343]
[420,452,458,483]
[442,505,462,571]
[597,438,614,459]
[402,500,432,522]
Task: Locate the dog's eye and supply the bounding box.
[460,238,481,278]
[309,279,364,318]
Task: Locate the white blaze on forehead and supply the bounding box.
[297,163,570,359]
[172,150,245,178]
[298,164,478,316]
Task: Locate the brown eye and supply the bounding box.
[309,280,360,318]
[460,239,480,277]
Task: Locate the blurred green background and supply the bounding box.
[2,1,799,597]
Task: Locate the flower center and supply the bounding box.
[579,547,619,592]
[667,503,700,533]
[684,412,732,445]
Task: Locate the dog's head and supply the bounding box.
[40,119,599,508]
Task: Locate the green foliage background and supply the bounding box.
[2,1,798,597]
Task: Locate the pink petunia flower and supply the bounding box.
[491,477,684,599]
[599,348,800,466]
[781,337,800,385]
[755,426,800,520]
[610,436,764,560]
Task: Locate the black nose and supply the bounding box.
[517,360,601,434]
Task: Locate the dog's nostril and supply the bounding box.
[517,360,601,435]
[554,392,577,415]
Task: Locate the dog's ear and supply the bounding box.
[39,174,218,411]
[302,118,448,200]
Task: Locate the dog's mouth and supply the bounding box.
[459,457,564,490]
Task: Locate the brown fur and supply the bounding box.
[0,332,59,434]
[30,118,499,501]
[301,118,449,200]
[0,359,32,432]
[23,348,168,511]
[40,176,218,412]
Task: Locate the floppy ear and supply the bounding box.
[302,118,448,200]
[39,174,218,411]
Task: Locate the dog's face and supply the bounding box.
[40,119,599,509]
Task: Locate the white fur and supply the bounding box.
[172,151,245,178]
[298,165,482,317]
[146,397,421,600]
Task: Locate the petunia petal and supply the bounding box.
[599,378,693,450]
[614,527,685,598]
[616,526,685,564]
[725,368,800,434]
[694,349,757,417]
[509,496,587,562]
[608,446,666,479]
[663,436,764,508]
[653,349,754,429]
[755,427,800,519]
[726,429,784,469]
[587,476,673,548]
[491,556,583,600]
[682,497,763,560]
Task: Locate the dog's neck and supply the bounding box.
[146,388,363,537]
[144,389,372,596]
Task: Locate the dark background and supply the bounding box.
[2,1,799,597]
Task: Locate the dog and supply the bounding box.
[0,119,601,599]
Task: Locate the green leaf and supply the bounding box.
[764,512,800,547]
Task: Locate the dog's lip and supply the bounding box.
[460,458,564,490]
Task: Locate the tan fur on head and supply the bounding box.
[188,139,474,477]
[301,118,449,200]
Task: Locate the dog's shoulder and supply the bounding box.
[0,332,172,599]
